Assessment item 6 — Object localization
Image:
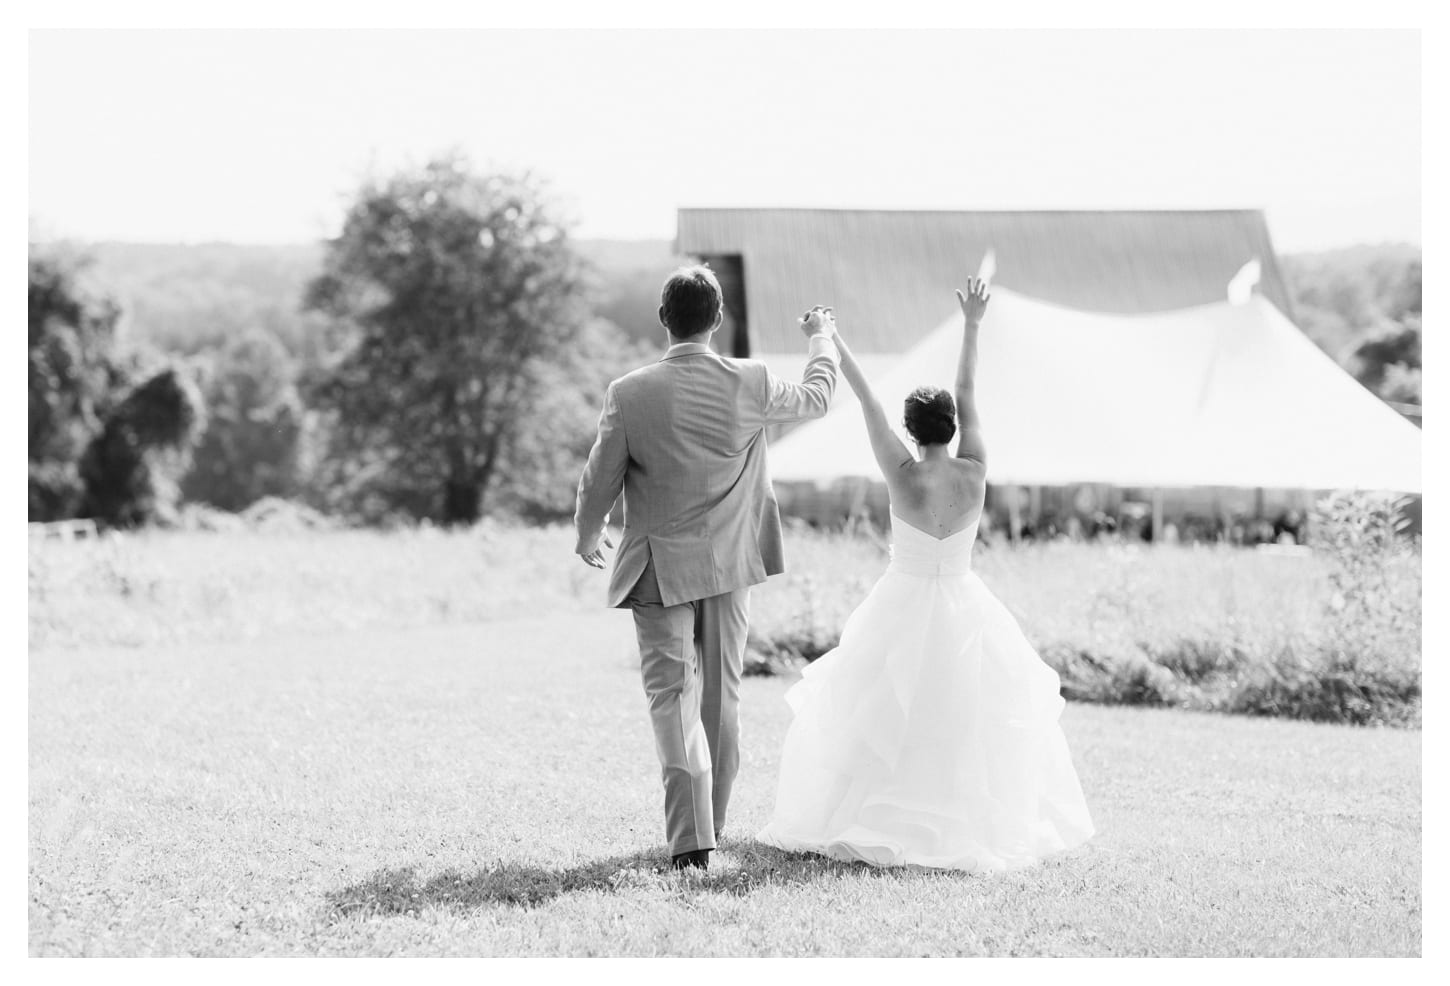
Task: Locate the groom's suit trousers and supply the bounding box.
[626,555,750,856]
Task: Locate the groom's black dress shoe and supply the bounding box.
[671,849,711,870]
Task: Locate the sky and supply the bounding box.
[27,28,1421,251]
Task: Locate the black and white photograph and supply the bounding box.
[22,14,1432,961]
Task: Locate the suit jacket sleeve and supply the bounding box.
[574,381,628,552]
[763,333,840,424]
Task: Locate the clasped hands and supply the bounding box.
[798,305,838,339]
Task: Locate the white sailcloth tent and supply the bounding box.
[768,288,1421,493]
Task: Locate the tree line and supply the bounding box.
[29,154,655,528]
[29,161,1422,529]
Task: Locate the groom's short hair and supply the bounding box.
[660,265,723,338]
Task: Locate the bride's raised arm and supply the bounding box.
[953,280,990,467]
[830,315,914,477]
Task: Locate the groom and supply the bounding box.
[574,265,840,870]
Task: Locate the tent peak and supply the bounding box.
[1228,259,1262,305]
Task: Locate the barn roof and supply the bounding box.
[676,208,1296,353]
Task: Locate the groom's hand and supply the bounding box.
[576,531,615,569]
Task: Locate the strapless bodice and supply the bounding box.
[886,512,979,577]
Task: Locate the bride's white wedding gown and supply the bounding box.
[756,510,1095,871]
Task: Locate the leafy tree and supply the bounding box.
[1282,245,1418,360]
[1378,362,1422,409]
[491,316,654,521]
[28,245,127,520]
[1347,259,1421,421]
[78,366,207,527]
[181,331,304,511]
[1282,246,1422,422]
[1350,322,1420,392]
[1386,258,1421,322]
[303,155,591,525]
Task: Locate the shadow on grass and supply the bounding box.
[324,837,962,919]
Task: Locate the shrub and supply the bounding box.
[744,628,838,677]
[1309,491,1420,668]
[1228,647,1421,726]
[1041,641,1182,708]
[747,506,1419,727]
[745,571,841,675]
[1145,637,1251,687]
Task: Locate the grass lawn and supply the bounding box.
[30,521,1421,726]
[30,608,1420,956]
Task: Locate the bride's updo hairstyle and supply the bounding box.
[903,386,957,446]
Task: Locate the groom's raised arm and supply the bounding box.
[763,313,839,424]
[574,381,627,565]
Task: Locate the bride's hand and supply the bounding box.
[956,279,990,324]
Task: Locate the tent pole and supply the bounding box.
[1152,488,1164,543]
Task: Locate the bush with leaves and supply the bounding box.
[78,366,207,528]
[30,242,208,527]
[1226,491,1422,726]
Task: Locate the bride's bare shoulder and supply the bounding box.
[949,456,988,482]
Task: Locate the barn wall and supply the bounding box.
[704,254,749,357]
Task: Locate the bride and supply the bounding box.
[756,280,1095,871]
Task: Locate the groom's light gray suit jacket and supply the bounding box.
[575,337,840,609]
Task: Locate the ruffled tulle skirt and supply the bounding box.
[756,565,1094,871]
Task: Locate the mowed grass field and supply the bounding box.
[28,525,1421,956]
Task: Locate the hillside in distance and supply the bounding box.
[65,238,1419,364]
[575,238,689,343]
[80,238,684,353]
